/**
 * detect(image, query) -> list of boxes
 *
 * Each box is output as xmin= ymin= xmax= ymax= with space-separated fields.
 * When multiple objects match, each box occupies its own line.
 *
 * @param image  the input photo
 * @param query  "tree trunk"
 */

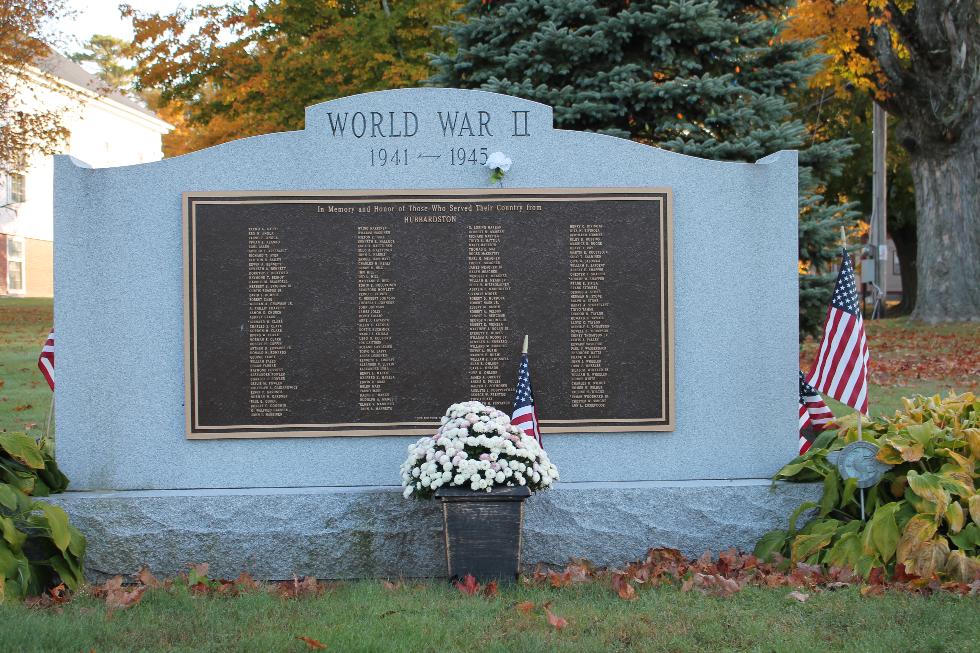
xmin=864 ymin=0 xmax=980 ymax=322
xmin=890 ymin=220 xmax=917 ymax=315
xmin=908 ymin=130 xmax=980 ymax=323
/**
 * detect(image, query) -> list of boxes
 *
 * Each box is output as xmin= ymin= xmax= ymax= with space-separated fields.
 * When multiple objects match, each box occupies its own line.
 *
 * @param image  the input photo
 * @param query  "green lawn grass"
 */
xmin=0 ymin=297 xmax=54 ymax=439
xmin=802 ymin=315 xmax=979 ymax=418
xmin=1 ymin=581 xmax=977 ymax=653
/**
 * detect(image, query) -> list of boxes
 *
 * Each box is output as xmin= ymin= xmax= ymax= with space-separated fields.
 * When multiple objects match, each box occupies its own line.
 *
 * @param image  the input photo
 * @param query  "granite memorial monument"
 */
xmin=51 ymin=88 xmax=819 ymax=579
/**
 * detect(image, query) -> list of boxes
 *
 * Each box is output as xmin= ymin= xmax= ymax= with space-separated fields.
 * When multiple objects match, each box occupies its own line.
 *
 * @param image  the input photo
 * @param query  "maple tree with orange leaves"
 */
xmin=124 ymin=0 xmax=459 ymax=156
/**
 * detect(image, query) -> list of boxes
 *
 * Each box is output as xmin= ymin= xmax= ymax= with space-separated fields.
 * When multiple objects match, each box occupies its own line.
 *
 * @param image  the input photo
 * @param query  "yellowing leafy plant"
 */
xmin=756 ymin=393 xmax=980 ymax=582
xmin=0 ymin=433 xmax=85 ymax=600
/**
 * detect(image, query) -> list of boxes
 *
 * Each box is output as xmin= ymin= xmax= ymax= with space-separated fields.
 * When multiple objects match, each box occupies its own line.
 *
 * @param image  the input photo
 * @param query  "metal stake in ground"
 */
xmin=858 ymin=414 xmax=865 ymax=521
xmin=44 ymin=396 xmax=54 ymax=442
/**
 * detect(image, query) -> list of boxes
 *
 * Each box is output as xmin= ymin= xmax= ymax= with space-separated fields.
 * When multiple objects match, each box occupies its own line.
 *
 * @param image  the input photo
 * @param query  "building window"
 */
xmin=7 ymin=236 xmax=25 ymax=293
xmin=6 ymin=173 xmax=26 ymax=204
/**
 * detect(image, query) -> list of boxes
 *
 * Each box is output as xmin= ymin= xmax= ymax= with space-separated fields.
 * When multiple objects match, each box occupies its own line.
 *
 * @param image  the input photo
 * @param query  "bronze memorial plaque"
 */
xmin=183 ymin=189 xmax=673 ymax=438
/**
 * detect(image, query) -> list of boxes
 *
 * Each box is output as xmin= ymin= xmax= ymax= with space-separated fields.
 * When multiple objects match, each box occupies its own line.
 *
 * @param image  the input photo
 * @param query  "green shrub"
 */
xmin=0 ymin=433 xmax=85 ymax=600
xmin=756 ymin=392 xmax=980 ymax=582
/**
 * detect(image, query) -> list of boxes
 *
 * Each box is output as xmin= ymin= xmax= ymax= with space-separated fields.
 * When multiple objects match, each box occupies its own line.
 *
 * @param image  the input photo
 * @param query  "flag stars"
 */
xmin=830 ymin=254 xmax=860 ymax=316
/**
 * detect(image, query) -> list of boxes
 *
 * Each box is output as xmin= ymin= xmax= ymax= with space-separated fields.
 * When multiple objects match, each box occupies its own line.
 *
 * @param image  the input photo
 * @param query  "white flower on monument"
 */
xmin=485 ymin=151 xmax=512 ymax=183
xmin=486 ymin=151 xmax=512 ymax=172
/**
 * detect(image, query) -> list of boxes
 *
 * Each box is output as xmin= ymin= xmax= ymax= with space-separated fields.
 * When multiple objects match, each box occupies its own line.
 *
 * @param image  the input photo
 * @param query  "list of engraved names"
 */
xmin=357 ymin=226 xmax=396 ymax=412
xmin=568 ymin=224 xmax=609 ymax=409
xmin=467 ymin=224 xmax=511 ymax=407
xmin=246 ymin=226 xmax=292 ymax=418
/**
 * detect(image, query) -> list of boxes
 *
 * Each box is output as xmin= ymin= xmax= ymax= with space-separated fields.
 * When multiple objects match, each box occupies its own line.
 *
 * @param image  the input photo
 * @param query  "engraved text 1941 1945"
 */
xmin=319 ymin=109 xmax=532 ymax=169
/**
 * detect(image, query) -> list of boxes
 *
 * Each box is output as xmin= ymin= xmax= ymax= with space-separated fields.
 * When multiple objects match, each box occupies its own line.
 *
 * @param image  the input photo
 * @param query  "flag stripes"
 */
xmin=512 ymin=352 xmax=542 ymax=446
xmin=806 ymin=250 xmax=869 ymax=415
xmin=511 ymin=405 xmax=537 ymax=438
xmin=798 ymin=370 xmax=834 ymax=455
xmin=798 ymin=403 xmax=814 ymax=455
xmin=38 ymin=328 xmax=55 ymax=391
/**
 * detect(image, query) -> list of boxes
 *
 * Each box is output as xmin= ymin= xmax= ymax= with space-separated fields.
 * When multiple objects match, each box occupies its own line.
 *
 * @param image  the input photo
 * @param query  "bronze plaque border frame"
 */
xmin=183 ymin=188 xmax=674 ymax=439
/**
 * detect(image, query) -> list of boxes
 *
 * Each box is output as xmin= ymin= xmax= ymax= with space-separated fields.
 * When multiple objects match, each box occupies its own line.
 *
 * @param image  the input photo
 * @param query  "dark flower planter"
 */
xmin=435 ymin=485 xmax=532 ymax=582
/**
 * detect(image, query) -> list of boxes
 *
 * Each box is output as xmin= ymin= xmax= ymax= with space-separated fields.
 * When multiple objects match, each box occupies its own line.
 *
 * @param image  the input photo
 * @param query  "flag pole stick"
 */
xmin=858 ymin=412 xmax=866 ymax=521
xmin=522 ymin=334 xmax=528 ymax=355
xmin=841 ymin=226 xmax=866 ymax=521
xmin=44 ymin=395 xmax=54 ymax=443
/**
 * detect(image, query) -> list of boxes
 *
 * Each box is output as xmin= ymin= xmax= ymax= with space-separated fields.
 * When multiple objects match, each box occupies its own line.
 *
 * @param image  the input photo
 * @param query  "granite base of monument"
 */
xmin=49 ymin=481 xmax=820 ymax=581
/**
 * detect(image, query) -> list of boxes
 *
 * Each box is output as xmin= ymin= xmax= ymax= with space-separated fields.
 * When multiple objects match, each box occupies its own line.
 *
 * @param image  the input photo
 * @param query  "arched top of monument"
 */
xmin=53 ymin=87 xmax=797 ymax=185
xmin=301 ymin=87 xmax=793 ymax=169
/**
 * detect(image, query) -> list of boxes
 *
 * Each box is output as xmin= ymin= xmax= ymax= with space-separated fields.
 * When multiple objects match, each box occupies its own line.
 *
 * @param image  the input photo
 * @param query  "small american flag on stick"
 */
xmin=511 ymin=335 xmax=541 ymax=446
xmin=799 ymin=370 xmax=834 ymax=454
xmin=806 ymin=250 xmax=870 ymax=415
xmin=38 ymin=328 xmax=55 ymax=391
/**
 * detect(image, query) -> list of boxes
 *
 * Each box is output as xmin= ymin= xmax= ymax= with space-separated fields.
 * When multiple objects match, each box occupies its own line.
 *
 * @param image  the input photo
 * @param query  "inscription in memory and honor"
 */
xmin=183 ymin=189 xmax=673 ymax=438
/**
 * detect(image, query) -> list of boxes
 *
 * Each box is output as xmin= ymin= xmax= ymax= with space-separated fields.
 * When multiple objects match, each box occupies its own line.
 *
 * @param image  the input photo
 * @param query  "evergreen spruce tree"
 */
xmin=431 ymin=0 xmax=858 ymax=338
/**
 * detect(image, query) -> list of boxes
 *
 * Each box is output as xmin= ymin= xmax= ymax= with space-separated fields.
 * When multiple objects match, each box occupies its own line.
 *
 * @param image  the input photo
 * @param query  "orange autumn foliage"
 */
xmin=125 ymin=1 xmax=460 ymax=157
xmin=782 ymin=0 xmax=904 ymax=98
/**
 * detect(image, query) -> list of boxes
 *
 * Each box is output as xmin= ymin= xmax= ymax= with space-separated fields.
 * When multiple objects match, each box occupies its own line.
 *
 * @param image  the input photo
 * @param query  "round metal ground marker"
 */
xmin=836 ymin=441 xmax=892 ymax=489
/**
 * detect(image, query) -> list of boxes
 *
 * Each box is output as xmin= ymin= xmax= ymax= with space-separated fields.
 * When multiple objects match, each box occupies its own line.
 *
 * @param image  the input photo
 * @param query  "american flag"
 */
xmin=38 ymin=328 xmax=55 ymax=390
xmin=799 ymin=370 xmax=834 ymax=454
xmin=807 ymin=250 xmax=870 ymax=415
xmin=511 ymin=353 xmax=541 ymax=446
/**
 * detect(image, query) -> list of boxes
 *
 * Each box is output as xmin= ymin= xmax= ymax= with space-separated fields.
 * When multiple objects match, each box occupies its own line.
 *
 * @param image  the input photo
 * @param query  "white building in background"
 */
xmin=1 ymin=51 xmax=172 ymax=296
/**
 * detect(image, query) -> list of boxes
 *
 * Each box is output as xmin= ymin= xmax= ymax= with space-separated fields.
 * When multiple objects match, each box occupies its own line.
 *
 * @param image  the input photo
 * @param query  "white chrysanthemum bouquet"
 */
xmin=401 ymin=401 xmax=559 ymax=499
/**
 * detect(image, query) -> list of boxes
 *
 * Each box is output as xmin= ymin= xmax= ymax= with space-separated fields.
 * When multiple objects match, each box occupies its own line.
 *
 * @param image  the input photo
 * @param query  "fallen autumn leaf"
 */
xmin=543 ymin=602 xmax=569 ymax=631
xmin=454 ymin=574 xmax=480 ymax=596
xmin=296 ymin=635 xmax=327 ymax=649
